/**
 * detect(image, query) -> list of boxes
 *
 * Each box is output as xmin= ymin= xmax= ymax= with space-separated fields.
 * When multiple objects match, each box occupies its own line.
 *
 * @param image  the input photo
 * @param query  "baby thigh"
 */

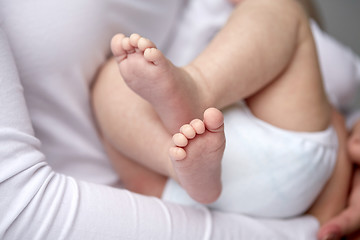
xmin=245 ymin=14 xmax=330 ymax=134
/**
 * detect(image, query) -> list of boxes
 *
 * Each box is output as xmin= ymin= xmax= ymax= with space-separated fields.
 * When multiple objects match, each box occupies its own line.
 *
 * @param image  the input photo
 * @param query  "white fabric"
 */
xmin=163 ymin=102 xmax=337 ymax=218
xmin=0 ymin=0 xmax=322 ymax=239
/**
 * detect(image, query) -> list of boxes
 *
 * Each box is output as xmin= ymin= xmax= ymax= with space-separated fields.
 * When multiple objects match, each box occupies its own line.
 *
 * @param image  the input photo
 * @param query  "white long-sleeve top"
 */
xmin=0 ymin=0 xmax=353 ymax=239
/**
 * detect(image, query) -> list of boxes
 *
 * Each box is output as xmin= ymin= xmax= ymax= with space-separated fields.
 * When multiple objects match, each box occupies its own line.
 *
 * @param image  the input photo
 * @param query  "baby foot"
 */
xmin=111 ymin=33 xmax=202 ymax=133
xmin=169 ymin=108 xmax=225 ymax=204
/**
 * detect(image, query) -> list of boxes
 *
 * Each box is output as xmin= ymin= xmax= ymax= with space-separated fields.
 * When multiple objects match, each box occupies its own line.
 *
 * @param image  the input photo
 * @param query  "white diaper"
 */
xmin=162 ymin=102 xmax=338 ymax=218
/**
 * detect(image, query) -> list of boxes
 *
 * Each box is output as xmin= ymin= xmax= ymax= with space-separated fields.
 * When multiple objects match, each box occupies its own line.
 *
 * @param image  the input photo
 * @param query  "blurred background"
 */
xmin=311 ymin=0 xmax=360 ymax=55
xmin=301 ymin=0 xmax=360 ymax=107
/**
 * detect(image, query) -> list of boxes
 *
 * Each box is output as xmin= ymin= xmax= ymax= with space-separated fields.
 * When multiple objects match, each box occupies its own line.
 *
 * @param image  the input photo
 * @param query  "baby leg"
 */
xmin=102 ymin=137 xmax=167 ymax=198
xmin=113 ymin=0 xmax=331 ymax=134
xmin=93 ymin=59 xmax=225 ymax=203
xmin=92 ymin=58 xmax=176 ymax=179
xmin=190 ymin=0 xmax=331 ymax=132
